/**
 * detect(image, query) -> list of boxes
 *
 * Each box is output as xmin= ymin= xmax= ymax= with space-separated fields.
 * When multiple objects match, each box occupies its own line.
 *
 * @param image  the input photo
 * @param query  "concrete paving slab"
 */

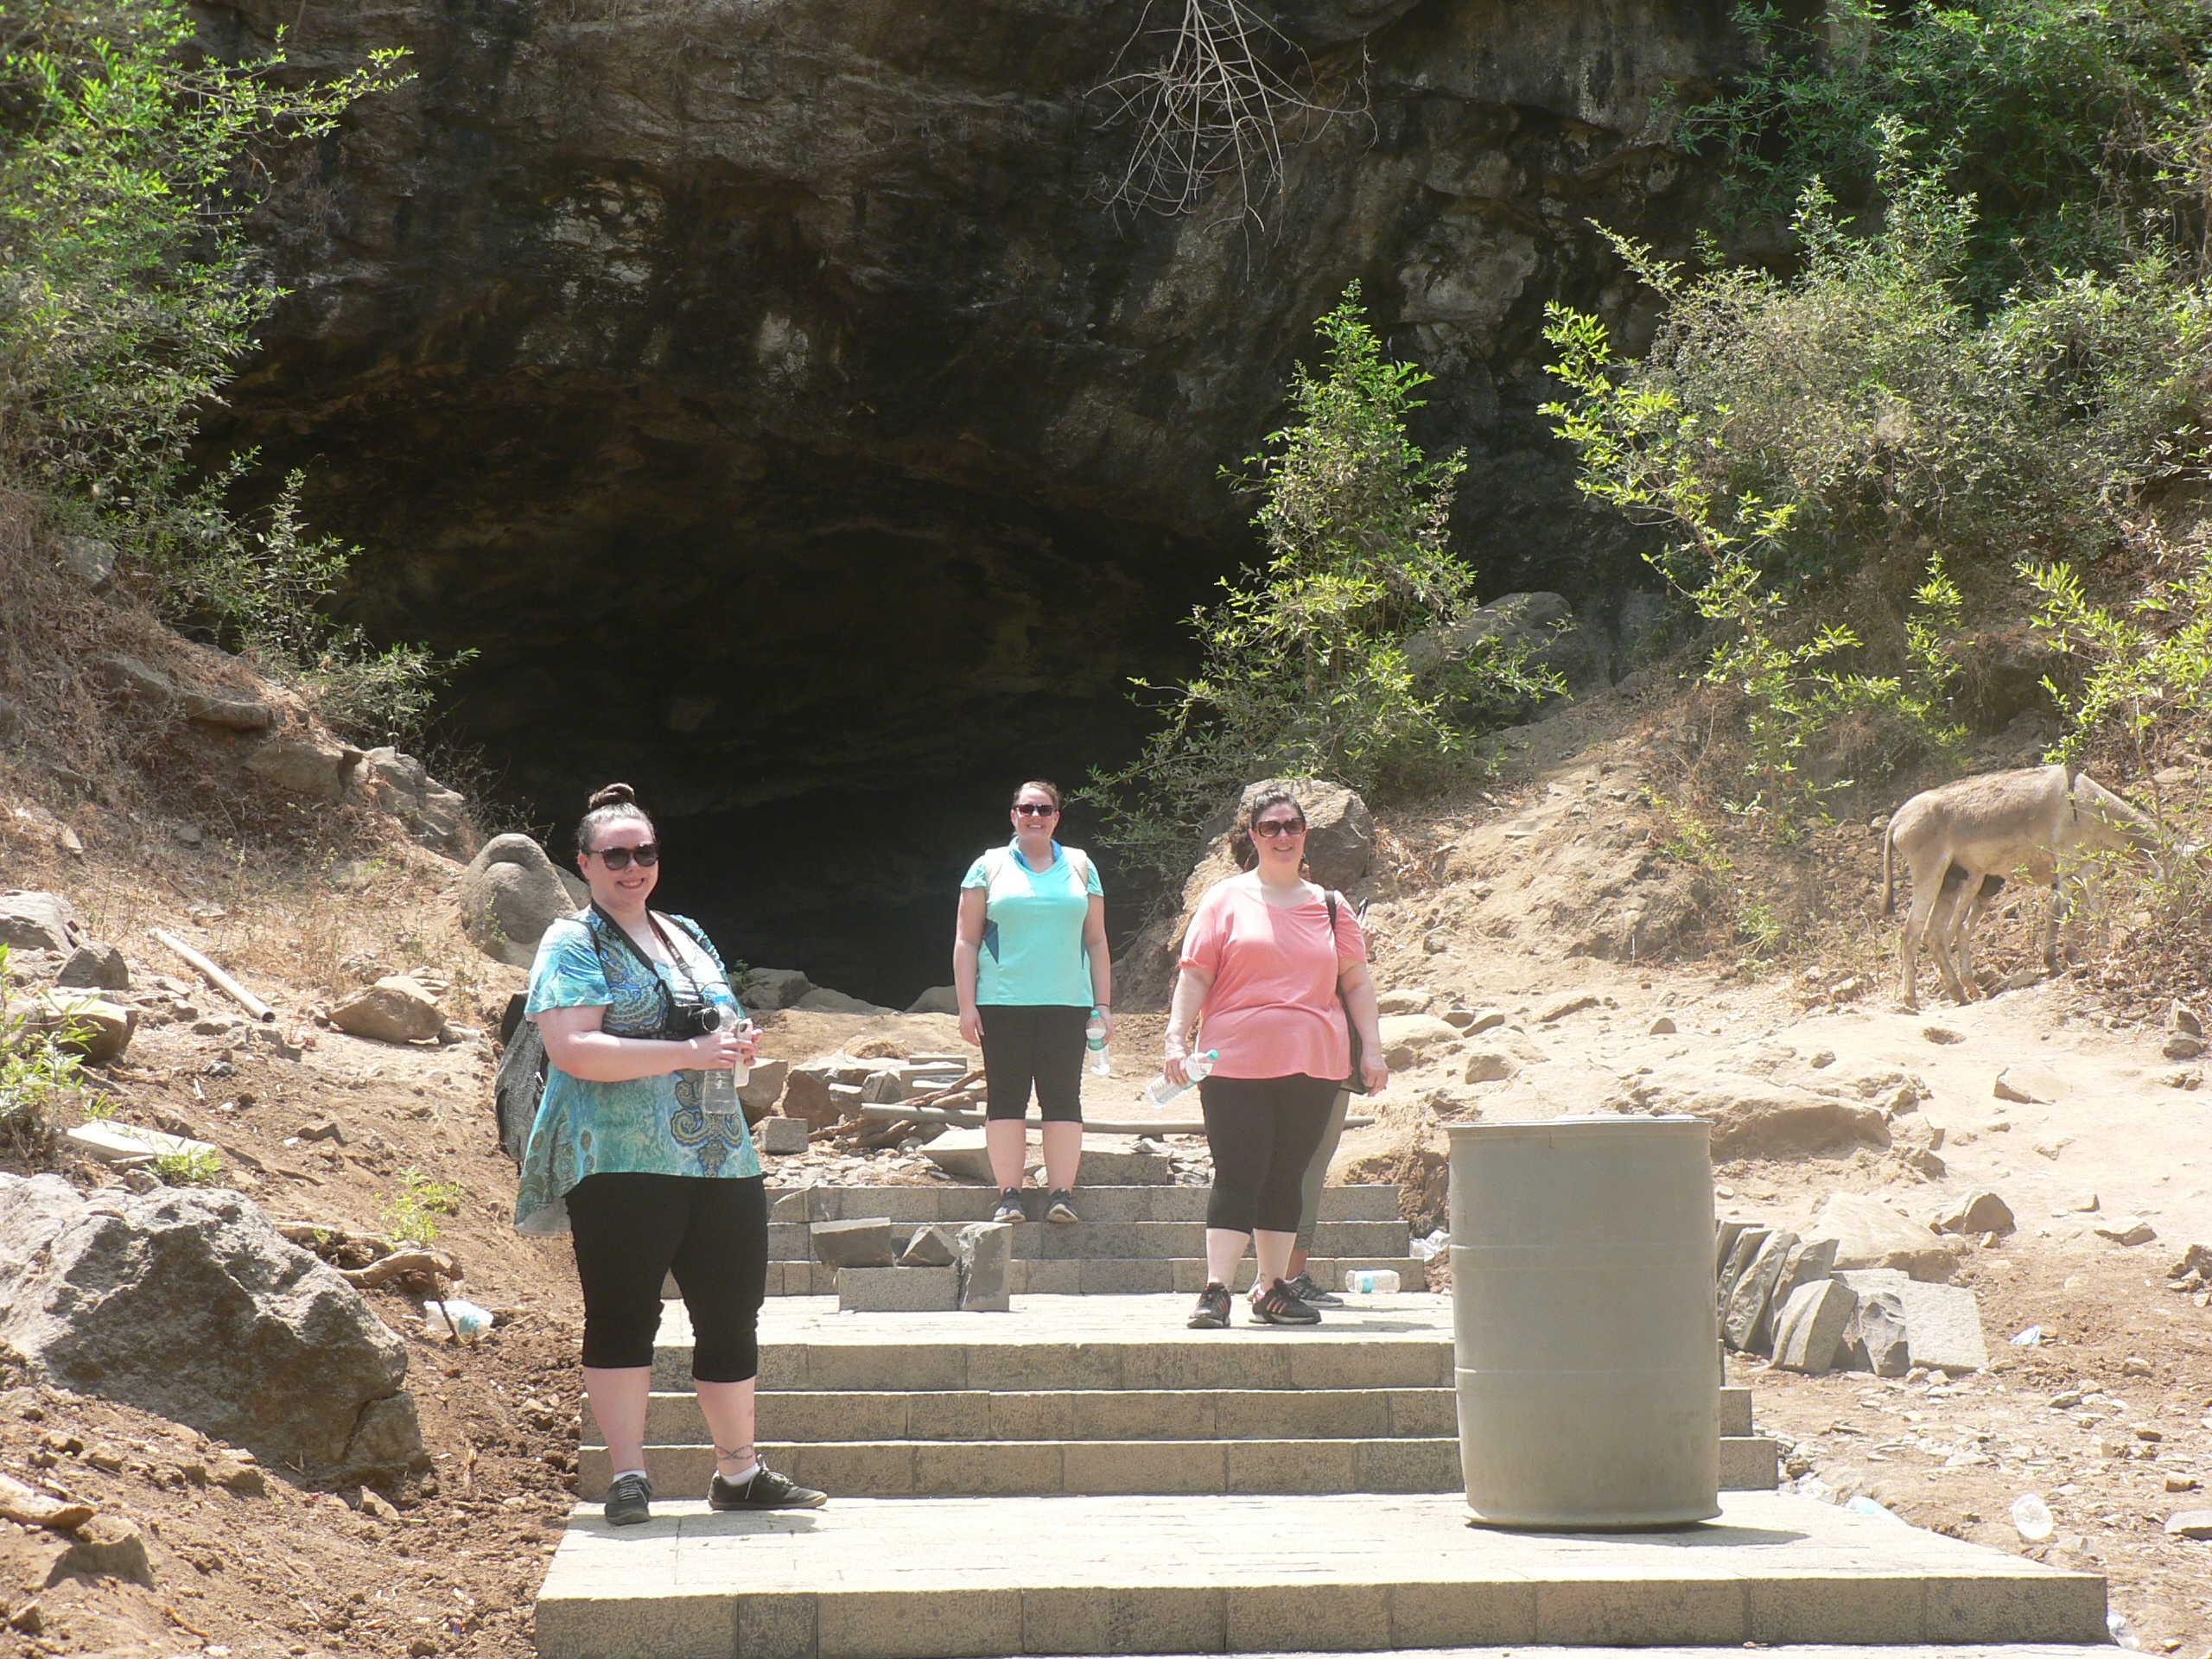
xmin=535 ymin=1491 xmax=2105 ymax=1659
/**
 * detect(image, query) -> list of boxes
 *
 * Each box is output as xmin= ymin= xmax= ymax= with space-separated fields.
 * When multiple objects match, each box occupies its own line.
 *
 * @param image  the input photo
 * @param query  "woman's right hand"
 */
xmin=958 ymin=1007 xmax=985 ymax=1048
xmin=1162 ymin=1046 xmax=1190 ymax=1087
xmin=689 ymin=1030 xmax=747 ymax=1071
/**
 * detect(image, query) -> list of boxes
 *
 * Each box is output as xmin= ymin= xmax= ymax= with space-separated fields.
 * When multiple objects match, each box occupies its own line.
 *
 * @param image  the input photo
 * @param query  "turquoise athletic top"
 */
xmin=962 ymin=838 xmax=1103 ymax=1007
xmin=513 ymin=909 xmax=761 ymax=1236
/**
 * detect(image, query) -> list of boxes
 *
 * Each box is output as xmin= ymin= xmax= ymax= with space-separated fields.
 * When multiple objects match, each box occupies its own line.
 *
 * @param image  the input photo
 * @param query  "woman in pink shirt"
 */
xmin=1164 ymin=786 xmax=1389 ymax=1327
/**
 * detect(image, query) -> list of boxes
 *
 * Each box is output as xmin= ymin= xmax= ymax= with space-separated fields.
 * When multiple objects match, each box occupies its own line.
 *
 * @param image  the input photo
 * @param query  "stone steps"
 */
xmin=532 ymin=1491 xmax=2108 ymax=1659
xmin=770 ymin=1183 xmax=1405 ymax=1224
xmin=770 ymin=1217 xmax=1413 ymax=1260
xmin=765 ymin=1254 xmax=1428 ymax=1297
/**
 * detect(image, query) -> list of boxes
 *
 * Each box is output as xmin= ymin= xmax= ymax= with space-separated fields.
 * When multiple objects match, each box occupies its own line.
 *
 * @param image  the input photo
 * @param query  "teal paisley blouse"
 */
xmin=512 ymin=908 xmax=761 ymax=1236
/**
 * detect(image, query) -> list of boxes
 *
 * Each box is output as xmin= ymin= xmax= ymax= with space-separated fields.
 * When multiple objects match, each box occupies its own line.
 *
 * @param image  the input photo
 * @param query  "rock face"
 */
xmin=202 ymin=0 xmax=1740 ymax=997
xmin=0 ymin=1174 xmax=418 ymax=1476
xmin=457 ymin=835 xmax=582 ymax=969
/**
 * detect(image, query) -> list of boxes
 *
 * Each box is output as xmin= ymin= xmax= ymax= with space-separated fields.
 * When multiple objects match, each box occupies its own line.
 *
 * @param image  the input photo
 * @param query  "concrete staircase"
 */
xmin=757 ymin=1181 xmax=1427 ymax=1296
xmin=582 ymin=1294 xmax=1783 ymax=1502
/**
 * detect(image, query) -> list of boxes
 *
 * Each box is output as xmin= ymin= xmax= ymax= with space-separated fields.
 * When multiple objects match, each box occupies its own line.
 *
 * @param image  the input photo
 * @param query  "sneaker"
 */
xmin=603 ymin=1471 xmax=653 ymax=1526
xmin=1186 ymin=1281 xmax=1232 ymax=1329
xmin=709 ymin=1464 xmax=827 ymax=1510
xmin=1249 ymin=1279 xmax=1322 ymax=1325
xmin=993 ymin=1187 xmax=1026 ymax=1224
xmin=1045 ymin=1188 xmax=1079 ymax=1224
xmin=1282 ymin=1271 xmax=1343 ymax=1306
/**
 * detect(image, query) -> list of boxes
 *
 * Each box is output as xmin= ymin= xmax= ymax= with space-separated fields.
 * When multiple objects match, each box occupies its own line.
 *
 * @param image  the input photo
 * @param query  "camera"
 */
xmin=664 ymin=993 xmax=720 ymax=1040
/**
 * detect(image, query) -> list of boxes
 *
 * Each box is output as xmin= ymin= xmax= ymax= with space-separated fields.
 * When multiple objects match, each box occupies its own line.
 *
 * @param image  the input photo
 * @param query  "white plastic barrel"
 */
xmin=1448 ymin=1116 xmax=1719 ymax=1529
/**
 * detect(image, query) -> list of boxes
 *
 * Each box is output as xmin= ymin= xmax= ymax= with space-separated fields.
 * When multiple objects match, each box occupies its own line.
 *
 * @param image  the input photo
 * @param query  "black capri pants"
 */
xmin=1198 ymin=1072 xmax=1341 ymax=1235
xmin=978 ymin=1003 xmax=1088 ymax=1124
xmin=566 ymin=1171 xmax=767 ymax=1382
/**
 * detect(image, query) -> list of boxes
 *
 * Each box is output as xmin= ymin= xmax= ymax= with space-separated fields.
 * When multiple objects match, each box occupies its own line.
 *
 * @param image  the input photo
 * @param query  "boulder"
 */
xmin=1854 ymin=1289 xmax=1912 ymax=1376
xmin=24 ymin=991 xmax=136 ymax=1065
xmin=900 ymin=1224 xmax=959 ymax=1267
xmin=742 ymin=968 xmax=814 ymax=1010
xmin=1806 ymin=1192 xmax=1960 ymax=1281
xmin=1608 ymin=1070 xmax=1891 ymax=1162
xmin=905 ymin=984 xmax=958 ymax=1015
xmin=0 ymin=1174 xmax=417 ymax=1475
xmin=244 ymin=734 xmax=365 ymax=800
xmin=1936 ymin=1191 xmax=2016 ymax=1236
xmin=779 ymin=1069 xmax=844 ymax=1132
xmin=1771 ymin=1279 xmax=1857 ymax=1376
xmin=738 ymin=1058 xmax=791 ymax=1119
xmin=54 ymin=943 xmax=129 ymax=991
xmin=92 ymin=653 xmax=175 ymax=702
xmin=1218 ymin=778 xmax=1373 ymax=892
xmin=793 ymin=987 xmax=890 ymax=1014
xmin=181 ymin=688 xmax=276 ymax=731
xmin=359 ymin=747 xmax=469 ymax=853
xmin=1377 ymin=1014 xmax=1461 ymax=1069
xmin=55 ymin=535 xmax=118 ymax=590
xmin=457 ymin=834 xmax=577 ymax=969
xmin=329 ymin=976 xmax=445 ymax=1045
xmin=1375 ymin=988 xmax=1433 ymax=1015
xmin=1462 ymin=1048 xmax=1519 ymax=1084
xmin=0 ymin=891 xmax=81 ymax=955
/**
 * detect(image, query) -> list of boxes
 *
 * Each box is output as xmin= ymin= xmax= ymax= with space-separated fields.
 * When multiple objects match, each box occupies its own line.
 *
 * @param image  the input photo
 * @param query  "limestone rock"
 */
xmin=1717 ymin=1227 xmax=1771 ymax=1308
xmin=1647 ymin=1014 xmax=1676 ymax=1035
xmin=244 ymin=734 xmax=365 ymax=800
xmin=1936 ymin=1191 xmax=2016 ymax=1236
xmin=793 ymin=987 xmax=889 ymax=1014
xmin=1376 ymin=988 xmax=1433 ymax=1016
xmin=1993 ymin=1065 xmax=2065 ymax=1104
xmin=1462 ymin=1048 xmax=1518 ymax=1084
xmin=2165 ymin=1510 xmax=2212 ymax=1539
xmin=904 ymin=983 xmax=957 ymax=1015
xmin=1894 ymin=1281 xmax=1989 ymax=1375
xmin=457 ymin=835 xmax=576 ymax=969
xmin=359 ymin=747 xmax=469 ymax=853
xmin=1776 ymin=1236 xmax=1840 ymax=1305
xmin=0 ymin=891 xmax=81 ymax=955
xmin=956 ymin=1221 xmax=1013 ymax=1312
xmin=2094 ymin=1215 xmax=2158 ymax=1247
xmin=92 ymin=653 xmax=174 ymax=702
xmin=1377 ymin=1014 xmax=1461 ymax=1069
xmin=1722 ymin=1229 xmax=1797 ymax=1353
xmin=742 ymin=968 xmax=814 ymax=1010
xmin=739 ymin=1058 xmax=791 ymax=1119
xmin=0 ymin=1173 xmax=416 ymax=1474
xmin=329 ymin=976 xmax=444 ymax=1045
xmin=54 ymin=943 xmax=129 ymax=991
xmin=1535 ymin=991 xmax=1599 ymax=1023
xmin=22 ymin=991 xmax=136 ymax=1065
xmin=1855 ymin=1289 xmax=1911 ymax=1376
xmin=779 ymin=1069 xmax=842 ymax=1132
xmin=1224 ymin=779 xmax=1372 ymax=891
xmin=1609 ymin=1070 xmax=1891 ymax=1161
xmin=811 ymin=1217 xmax=894 ymax=1268
xmin=55 ymin=536 xmax=117 ymax=591
xmin=1770 ymin=1279 xmax=1857 ymax=1376
xmin=1806 ymin=1192 xmax=1960 ymax=1282
xmin=181 ymin=688 xmax=276 ymax=731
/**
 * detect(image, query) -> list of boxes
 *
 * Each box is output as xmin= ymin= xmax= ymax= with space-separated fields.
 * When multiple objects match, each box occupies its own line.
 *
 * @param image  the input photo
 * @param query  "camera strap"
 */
xmin=588 ymin=903 xmax=712 ymax=1016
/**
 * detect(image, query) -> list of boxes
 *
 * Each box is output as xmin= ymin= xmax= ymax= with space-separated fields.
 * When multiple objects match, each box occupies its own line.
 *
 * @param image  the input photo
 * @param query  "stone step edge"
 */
xmin=586 ymin=1385 xmax=1754 ymax=1441
xmin=751 ymin=1255 xmax=1429 ymax=1298
xmin=574 ymin=1435 xmax=1782 ymax=1501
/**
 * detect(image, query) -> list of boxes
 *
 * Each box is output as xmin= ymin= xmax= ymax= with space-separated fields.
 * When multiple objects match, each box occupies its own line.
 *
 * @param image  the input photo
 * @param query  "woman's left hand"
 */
xmin=1099 ymin=1009 xmax=1116 ymax=1045
xmin=1360 ymin=1054 xmax=1389 ymax=1095
xmin=734 ymin=1020 xmax=760 ymax=1065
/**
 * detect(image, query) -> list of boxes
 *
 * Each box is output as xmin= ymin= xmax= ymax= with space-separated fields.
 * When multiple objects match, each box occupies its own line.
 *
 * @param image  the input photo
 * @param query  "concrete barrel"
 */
xmin=1448 ymin=1116 xmax=1719 ymax=1529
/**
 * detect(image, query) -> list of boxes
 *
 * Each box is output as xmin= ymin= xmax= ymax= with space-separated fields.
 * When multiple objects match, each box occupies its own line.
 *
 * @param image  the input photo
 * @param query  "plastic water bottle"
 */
xmin=1342 ymin=1268 xmax=1402 ymax=1294
xmin=1086 ymin=1011 xmax=1111 ymax=1076
xmin=1142 ymin=1049 xmax=1217 ymax=1107
xmin=702 ymin=1007 xmax=750 ymax=1117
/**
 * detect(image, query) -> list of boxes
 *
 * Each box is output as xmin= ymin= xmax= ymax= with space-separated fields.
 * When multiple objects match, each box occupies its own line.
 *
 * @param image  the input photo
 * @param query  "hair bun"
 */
xmin=588 ymin=782 xmax=637 ymax=810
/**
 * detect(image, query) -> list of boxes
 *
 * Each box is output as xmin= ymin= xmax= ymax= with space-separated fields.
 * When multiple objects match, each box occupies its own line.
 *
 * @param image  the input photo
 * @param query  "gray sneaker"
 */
xmin=603 ymin=1471 xmax=653 ymax=1526
xmin=1283 ymin=1271 xmax=1343 ymax=1306
xmin=993 ymin=1187 xmax=1027 ymax=1224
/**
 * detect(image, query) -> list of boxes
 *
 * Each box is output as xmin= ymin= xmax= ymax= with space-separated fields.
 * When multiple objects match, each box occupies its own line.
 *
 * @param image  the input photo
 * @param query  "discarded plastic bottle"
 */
xmin=1086 ymin=1011 xmax=1111 ymax=1077
xmin=1342 ymin=1268 xmax=1401 ymax=1294
xmin=1142 ymin=1049 xmax=1217 ymax=1108
xmin=2011 ymin=1492 xmax=2055 ymax=1542
xmin=702 ymin=1007 xmax=751 ymax=1116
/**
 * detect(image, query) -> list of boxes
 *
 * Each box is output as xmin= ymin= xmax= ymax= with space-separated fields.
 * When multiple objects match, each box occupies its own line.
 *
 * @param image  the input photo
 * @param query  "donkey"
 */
xmin=1881 ymin=764 xmax=2170 ymax=1008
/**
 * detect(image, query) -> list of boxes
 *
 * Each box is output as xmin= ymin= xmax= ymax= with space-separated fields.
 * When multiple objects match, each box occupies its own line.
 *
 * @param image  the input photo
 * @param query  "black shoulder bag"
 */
xmin=1323 ymin=891 xmax=1369 ymax=1096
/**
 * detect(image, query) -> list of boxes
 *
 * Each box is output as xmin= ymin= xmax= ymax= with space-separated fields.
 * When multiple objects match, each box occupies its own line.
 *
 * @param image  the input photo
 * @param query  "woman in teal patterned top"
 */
xmin=519 ymin=783 xmax=825 ymax=1526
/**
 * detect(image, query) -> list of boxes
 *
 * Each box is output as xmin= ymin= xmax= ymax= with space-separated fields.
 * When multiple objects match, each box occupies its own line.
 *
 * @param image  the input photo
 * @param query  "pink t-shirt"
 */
xmin=1178 ymin=873 xmax=1367 ymax=1081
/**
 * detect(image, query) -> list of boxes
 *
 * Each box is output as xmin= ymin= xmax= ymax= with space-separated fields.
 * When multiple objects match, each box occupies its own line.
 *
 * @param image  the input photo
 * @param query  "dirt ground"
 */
xmin=4 ymin=672 xmax=2212 ymax=1658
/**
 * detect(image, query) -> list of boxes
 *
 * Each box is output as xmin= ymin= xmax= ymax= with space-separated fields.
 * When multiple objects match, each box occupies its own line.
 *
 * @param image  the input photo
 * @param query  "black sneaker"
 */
xmin=1186 ymin=1281 xmax=1232 ymax=1329
xmin=603 ymin=1471 xmax=653 ymax=1526
xmin=1283 ymin=1271 xmax=1343 ymax=1306
xmin=993 ymin=1187 xmax=1026 ymax=1224
xmin=709 ymin=1464 xmax=827 ymax=1510
xmin=1045 ymin=1188 xmax=1079 ymax=1224
xmin=1249 ymin=1279 xmax=1322 ymax=1325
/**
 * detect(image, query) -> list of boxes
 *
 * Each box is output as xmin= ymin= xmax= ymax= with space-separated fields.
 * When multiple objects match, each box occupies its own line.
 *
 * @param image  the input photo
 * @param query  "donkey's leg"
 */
xmin=1925 ymin=864 xmax=1974 ymax=1005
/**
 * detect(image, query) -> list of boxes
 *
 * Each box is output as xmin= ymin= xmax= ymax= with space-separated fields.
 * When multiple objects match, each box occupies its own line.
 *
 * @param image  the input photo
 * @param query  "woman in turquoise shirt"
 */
xmin=519 ymin=783 xmax=826 ymax=1527
xmin=953 ymin=780 xmax=1113 ymax=1225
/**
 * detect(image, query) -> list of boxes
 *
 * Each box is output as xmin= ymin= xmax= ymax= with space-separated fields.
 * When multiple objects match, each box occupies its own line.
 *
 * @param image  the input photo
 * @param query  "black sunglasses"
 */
xmin=1251 ymin=819 xmax=1306 ymax=838
xmin=590 ymin=842 xmax=660 ymax=870
xmin=1014 ymin=803 xmax=1059 ymax=817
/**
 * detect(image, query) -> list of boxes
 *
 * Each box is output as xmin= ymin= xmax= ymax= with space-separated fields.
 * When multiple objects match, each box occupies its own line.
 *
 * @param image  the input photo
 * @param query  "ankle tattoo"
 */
xmin=716 ymin=1443 xmax=753 ymax=1465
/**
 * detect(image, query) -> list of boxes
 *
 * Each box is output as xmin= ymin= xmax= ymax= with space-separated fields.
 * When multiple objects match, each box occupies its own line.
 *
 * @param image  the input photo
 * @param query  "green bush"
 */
xmin=1085 ymin=286 xmax=1554 ymax=885
xmin=381 ymin=1166 xmax=466 ymax=1246
xmin=0 ymin=944 xmax=97 ymax=1164
xmin=0 ymin=2 xmax=451 ymax=742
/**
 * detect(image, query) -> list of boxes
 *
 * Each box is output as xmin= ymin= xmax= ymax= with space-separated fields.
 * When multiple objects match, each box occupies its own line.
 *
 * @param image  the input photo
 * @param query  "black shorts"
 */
xmin=978 ymin=1003 xmax=1088 ymax=1124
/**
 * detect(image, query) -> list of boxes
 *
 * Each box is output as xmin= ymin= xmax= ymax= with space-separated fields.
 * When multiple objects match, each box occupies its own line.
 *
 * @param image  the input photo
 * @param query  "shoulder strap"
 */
xmin=982 ymin=846 xmax=1009 ymax=881
xmin=1066 ymin=847 xmax=1095 ymax=889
